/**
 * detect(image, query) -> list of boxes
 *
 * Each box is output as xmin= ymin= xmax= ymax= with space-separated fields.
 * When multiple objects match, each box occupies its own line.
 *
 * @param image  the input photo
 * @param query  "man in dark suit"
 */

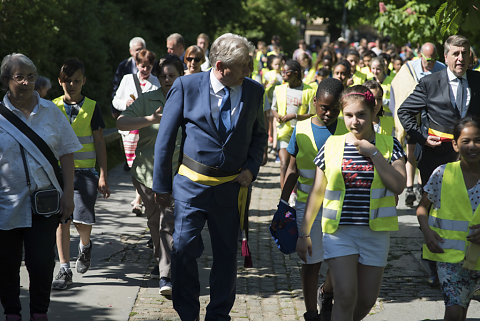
xmin=111 ymin=37 xmax=145 ymax=118
xmin=153 ymin=33 xmax=267 ymax=321
xmin=398 ymin=35 xmax=480 ymax=186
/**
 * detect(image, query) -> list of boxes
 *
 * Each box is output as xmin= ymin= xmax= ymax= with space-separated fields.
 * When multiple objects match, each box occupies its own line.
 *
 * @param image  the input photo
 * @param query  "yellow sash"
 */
xmin=178 ymin=164 xmax=249 ymax=230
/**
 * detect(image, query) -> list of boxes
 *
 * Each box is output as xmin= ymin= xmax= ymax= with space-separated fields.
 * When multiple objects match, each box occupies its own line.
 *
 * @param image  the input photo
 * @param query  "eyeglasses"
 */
xmin=186 ymin=57 xmax=202 ymax=63
xmin=421 ymin=52 xmax=436 ymax=62
xmin=11 ymin=73 xmax=37 ymax=84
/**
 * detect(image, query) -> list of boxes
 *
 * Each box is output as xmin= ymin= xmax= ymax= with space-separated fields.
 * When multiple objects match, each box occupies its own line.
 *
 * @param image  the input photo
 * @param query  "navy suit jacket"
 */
xmin=152 ymin=71 xmax=267 ymax=206
xmin=398 ymin=69 xmax=480 ymax=145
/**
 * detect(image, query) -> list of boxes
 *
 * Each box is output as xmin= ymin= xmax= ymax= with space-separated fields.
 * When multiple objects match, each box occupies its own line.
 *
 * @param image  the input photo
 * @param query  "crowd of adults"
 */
xmin=1 ymin=29 xmax=480 ymax=321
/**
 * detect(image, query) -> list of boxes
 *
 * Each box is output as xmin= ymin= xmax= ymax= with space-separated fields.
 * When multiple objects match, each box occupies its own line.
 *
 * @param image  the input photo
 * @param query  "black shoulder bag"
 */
xmin=0 ymin=102 xmax=62 ymax=215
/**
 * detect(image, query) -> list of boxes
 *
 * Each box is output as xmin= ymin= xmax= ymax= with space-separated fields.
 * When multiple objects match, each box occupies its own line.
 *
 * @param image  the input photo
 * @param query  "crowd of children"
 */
xmin=3 ymin=32 xmax=480 ymax=321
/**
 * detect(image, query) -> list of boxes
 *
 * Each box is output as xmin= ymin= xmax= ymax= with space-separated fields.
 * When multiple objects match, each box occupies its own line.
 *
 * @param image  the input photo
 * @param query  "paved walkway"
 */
xmin=15 ymin=156 xmax=480 ymax=320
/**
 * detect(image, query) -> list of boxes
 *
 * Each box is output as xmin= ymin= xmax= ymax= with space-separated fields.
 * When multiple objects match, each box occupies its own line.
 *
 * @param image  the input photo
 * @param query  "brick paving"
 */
xmin=128 ymin=157 xmax=447 ymax=321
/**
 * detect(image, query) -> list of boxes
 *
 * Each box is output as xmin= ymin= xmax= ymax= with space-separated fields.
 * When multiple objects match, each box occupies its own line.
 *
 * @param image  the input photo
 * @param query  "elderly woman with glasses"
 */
xmin=184 ymin=45 xmax=206 ymax=75
xmin=0 ymin=53 xmax=80 ymax=321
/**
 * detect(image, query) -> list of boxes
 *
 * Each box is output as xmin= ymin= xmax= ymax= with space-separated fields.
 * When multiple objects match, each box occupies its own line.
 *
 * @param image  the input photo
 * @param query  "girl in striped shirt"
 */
xmin=297 ymin=85 xmax=406 ymax=320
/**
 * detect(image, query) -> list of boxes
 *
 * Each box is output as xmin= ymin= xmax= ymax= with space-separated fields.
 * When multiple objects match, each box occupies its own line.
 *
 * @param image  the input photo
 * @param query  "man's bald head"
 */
xmin=420 ymin=42 xmax=437 ymax=72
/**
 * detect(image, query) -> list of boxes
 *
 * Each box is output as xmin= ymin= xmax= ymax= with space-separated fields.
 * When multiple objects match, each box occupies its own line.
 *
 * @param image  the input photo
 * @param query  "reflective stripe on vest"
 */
xmin=295 ymin=119 xmax=348 ymax=203
xmin=275 ymin=84 xmax=315 ymax=142
xmin=52 ymin=96 xmax=96 ymax=168
xmin=321 ymin=133 xmax=397 ymax=234
xmin=423 ymin=161 xmax=480 ymax=269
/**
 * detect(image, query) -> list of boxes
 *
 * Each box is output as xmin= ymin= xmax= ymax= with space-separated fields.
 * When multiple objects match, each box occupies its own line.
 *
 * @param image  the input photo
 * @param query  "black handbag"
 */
xmin=19 ymin=145 xmax=61 ymax=216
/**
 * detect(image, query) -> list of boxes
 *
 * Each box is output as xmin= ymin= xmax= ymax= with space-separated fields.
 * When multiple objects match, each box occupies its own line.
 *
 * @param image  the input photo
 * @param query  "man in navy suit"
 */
xmin=153 ymin=33 xmax=267 ymax=321
xmin=398 ymin=35 xmax=480 ymax=185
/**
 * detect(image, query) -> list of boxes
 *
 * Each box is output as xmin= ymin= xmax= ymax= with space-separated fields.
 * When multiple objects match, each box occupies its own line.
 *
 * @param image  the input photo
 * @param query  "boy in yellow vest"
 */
xmin=52 ymin=58 xmax=110 ymax=290
xmin=280 ymin=78 xmax=346 ymax=321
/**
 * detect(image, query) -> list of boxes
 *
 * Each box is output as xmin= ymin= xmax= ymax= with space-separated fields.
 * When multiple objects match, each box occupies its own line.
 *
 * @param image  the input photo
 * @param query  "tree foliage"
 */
xmin=0 ymin=0 xmax=301 ymax=127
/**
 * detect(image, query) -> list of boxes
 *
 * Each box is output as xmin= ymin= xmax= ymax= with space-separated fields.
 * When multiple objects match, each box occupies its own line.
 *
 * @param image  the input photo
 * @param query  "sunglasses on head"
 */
xmin=186 ymin=57 xmax=202 ymax=63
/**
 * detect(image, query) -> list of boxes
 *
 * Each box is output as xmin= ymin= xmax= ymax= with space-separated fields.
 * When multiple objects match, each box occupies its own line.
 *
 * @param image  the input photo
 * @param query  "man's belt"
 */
xmin=178 ymin=154 xmax=248 ymax=230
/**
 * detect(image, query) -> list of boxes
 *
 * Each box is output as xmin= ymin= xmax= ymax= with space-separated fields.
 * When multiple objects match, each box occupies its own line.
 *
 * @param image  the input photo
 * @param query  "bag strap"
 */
xmin=132 ymin=73 xmax=143 ymax=98
xmin=0 ymin=102 xmax=63 ymax=187
xmin=19 ymin=145 xmax=31 ymax=188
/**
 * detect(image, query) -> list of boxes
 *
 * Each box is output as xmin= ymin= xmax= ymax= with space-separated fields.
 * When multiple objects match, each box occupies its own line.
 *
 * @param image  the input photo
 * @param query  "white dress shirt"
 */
xmin=447 ymin=67 xmax=470 ymax=117
xmin=209 ymin=70 xmax=242 ymax=130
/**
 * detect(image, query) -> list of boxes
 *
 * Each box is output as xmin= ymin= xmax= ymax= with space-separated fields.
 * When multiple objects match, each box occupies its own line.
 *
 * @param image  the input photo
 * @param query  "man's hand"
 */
xmin=234 ymin=169 xmax=253 ymax=187
xmin=425 ymin=135 xmax=442 ymax=148
xmin=155 ymin=192 xmax=173 ymax=207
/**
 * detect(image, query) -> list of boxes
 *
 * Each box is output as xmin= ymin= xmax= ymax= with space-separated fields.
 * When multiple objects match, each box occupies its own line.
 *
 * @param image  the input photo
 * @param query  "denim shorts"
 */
xmin=72 ymin=169 xmax=99 ymax=225
xmin=437 ymin=261 xmax=480 ymax=308
xmin=323 ymin=225 xmax=390 ymax=267
xmin=295 ymin=201 xmax=323 ymax=264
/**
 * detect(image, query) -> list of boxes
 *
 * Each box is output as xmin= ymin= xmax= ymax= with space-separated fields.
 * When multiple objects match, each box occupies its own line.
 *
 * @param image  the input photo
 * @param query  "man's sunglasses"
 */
xmin=421 ymin=52 xmax=437 ymax=62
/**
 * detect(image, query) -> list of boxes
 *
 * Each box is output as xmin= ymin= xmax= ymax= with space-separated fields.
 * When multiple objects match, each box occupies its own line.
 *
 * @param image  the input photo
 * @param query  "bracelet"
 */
xmin=371 ymin=150 xmax=379 ymax=158
xmin=298 ymin=234 xmax=310 ymax=238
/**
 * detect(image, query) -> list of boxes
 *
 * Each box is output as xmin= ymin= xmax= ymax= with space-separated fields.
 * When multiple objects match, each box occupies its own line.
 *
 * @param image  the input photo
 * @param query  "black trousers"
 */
xmin=0 ymin=213 xmax=59 ymax=316
xmin=418 ymin=142 xmax=458 ymax=187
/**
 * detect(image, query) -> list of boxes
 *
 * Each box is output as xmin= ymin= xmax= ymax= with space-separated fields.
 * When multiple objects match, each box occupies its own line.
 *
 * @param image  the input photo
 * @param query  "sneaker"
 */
xmin=76 ymin=242 xmax=92 ymax=274
xmin=150 ymin=265 xmax=160 ymax=279
xmin=159 ymin=277 xmax=172 ymax=296
xmin=30 ymin=313 xmax=48 ymax=321
xmin=52 ymin=268 xmax=73 ymax=290
xmin=405 ymin=187 xmax=416 ymax=207
xmin=6 ymin=314 xmax=21 ymax=321
xmin=288 ymin=192 xmax=297 ymax=207
xmin=318 ymin=283 xmax=333 ymax=321
xmin=414 ymin=184 xmax=423 ymax=201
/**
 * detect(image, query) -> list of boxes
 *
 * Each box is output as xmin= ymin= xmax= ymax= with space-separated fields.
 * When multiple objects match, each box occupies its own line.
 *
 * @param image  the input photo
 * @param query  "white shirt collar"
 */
xmin=3 ymin=91 xmax=42 ymax=115
xmin=446 ymin=67 xmax=467 ymax=82
xmin=210 ymin=69 xmax=225 ymax=94
xmin=209 ymin=69 xmax=242 ymax=94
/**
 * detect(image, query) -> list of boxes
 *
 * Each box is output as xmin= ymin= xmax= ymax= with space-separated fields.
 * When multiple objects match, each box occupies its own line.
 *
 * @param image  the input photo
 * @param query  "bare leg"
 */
xmin=327 ymin=255 xmax=359 ymax=321
xmin=279 ymin=147 xmax=290 ymax=189
xmin=56 ymin=221 xmax=71 ymax=264
xmin=444 ymin=305 xmax=466 ymax=321
xmin=353 ymin=264 xmax=384 ymax=321
xmin=302 ymin=262 xmax=322 ymax=313
xmin=405 ymin=143 xmax=416 ymax=188
xmin=75 ymin=223 xmax=92 ymax=246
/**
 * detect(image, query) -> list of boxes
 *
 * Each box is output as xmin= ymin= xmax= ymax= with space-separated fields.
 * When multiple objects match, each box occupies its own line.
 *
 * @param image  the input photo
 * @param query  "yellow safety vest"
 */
xmin=351 ymin=70 xmax=367 ymax=86
xmin=53 ymin=96 xmax=96 ymax=168
xmin=423 ymin=161 xmax=480 ymax=270
xmin=321 ymin=133 xmax=397 ymax=233
xmin=295 ymin=118 xmax=348 ymax=203
xmin=303 ymin=68 xmax=317 ymax=85
xmin=376 ymin=116 xmax=395 ymax=136
xmin=275 ymin=83 xmax=316 ymax=142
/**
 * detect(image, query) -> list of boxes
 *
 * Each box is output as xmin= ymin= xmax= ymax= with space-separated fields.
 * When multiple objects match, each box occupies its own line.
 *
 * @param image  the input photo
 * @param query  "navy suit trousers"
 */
xmin=171 ymin=197 xmax=240 ymax=321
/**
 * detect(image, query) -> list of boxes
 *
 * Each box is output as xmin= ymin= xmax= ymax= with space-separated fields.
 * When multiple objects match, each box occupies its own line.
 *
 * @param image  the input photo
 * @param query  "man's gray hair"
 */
xmin=209 ymin=33 xmax=254 ymax=69
xmin=0 ymin=53 xmax=37 ymax=88
xmin=129 ymin=37 xmax=146 ymax=49
xmin=167 ymin=33 xmax=185 ymax=47
xmin=444 ymin=35 xmax=470 ymax=55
